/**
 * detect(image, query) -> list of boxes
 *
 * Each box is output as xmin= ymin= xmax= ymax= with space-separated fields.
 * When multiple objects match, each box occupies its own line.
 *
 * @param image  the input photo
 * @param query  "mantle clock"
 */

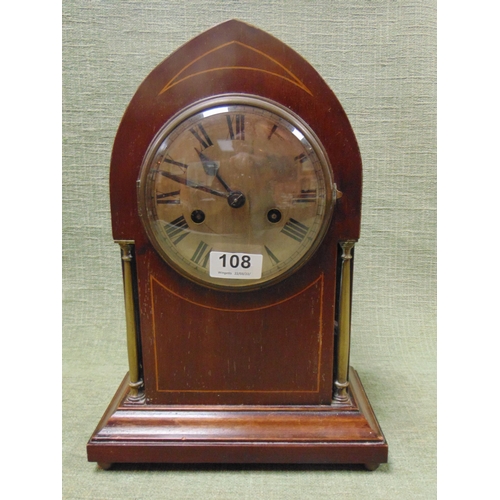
xmin=87 ymin=20 xmax=388 ymax=470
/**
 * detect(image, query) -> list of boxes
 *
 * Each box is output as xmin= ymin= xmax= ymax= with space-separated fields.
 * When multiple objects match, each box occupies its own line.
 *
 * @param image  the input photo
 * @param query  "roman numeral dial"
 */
xmin=138 ymin=97 xmax=333 ymax=290
xmin=265 ymin=246 xmax=280 ymax=265
xmin=163 ymin=157 xmax=188 ymax=170
xmin=295 ymin=153 xmax=308 ymax=164
xmin=281 ymin=218 xmax=310 ymax=243
xmin=191 ymin=241 xmax=211 ymax=268
xmin=165 ymin=215 xmax=189 ymax=245
xmin=293 ymin=189 xmax=317 ymax=204
xmin=267 ymin=124 xmax=278 ymax=140
xmin=190 ymin=124 xmax=213 ymax=150
xmin=156 ymin=190 xmax=180 ymax=204
xmin=226 ymin=114 xmax=245 ymax=140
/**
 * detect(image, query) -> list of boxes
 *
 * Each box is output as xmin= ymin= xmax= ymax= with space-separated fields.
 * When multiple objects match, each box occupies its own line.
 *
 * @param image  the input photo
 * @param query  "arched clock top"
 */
xmin=110 ymin=19 xmax=361 ymax=244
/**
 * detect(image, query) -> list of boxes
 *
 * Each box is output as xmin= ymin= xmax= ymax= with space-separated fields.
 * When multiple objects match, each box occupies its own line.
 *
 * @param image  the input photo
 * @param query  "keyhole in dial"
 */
xmin=267 ymin=209 xmax=282 ymax=223
xmin=191 ymin=210 xmax=206 ymax=224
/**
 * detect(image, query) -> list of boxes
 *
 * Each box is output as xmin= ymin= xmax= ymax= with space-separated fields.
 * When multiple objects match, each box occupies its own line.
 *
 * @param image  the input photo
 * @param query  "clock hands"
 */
xmin=159 ymin=168 xmax=246 ymax=208
xmin=159 ymin=150 xmax=247 ymax=209
xmin=159 ymin=170 xmax=228 ymax=198
xmin=195 ymin=148 xmax=233 ymax=195
xmin=196 ymin=148 xmax=219 ymax=176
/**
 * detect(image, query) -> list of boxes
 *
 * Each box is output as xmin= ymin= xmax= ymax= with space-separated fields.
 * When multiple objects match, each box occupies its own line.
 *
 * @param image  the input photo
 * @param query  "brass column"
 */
xmin=117 ymin=241 xmax=145 ymax=404
xmin=334 ymin=240 xmax=355 ymax=404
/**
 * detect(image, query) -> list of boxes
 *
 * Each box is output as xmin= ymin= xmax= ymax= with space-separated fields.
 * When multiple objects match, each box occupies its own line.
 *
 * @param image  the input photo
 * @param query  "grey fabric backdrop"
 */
xmin=62 ymin=1 xmax=436 ymax=498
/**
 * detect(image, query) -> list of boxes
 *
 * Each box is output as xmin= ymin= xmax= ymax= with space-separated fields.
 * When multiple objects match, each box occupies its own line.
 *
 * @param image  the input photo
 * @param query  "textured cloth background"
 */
xmin=62 ymin=1 xmax=436 ymax=498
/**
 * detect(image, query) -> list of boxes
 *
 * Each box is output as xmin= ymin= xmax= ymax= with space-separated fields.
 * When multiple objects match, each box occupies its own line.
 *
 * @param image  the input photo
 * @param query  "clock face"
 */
xmin=138 ymin=95 xmax=334 ymax=290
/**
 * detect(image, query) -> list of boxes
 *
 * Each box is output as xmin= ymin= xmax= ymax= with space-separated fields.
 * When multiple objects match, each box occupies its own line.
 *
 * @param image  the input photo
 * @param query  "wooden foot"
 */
xmin=364 ymin=462 xmax=380 ymax=471
xmin=97 ymin=462 xmax=113 ymax=470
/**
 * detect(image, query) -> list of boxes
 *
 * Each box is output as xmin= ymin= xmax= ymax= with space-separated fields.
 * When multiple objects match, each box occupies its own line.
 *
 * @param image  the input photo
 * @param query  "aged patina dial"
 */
xmin=138 ymin=95 xmax=335 ymax=290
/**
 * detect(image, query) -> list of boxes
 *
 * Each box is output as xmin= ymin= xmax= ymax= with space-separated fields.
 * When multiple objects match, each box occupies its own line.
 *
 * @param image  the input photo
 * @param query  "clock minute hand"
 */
xmin=195 ymin=148 xmax=232 ymax=193
xmin=159 ymin=170 xmax=228 ymax=198
xmin=196 ymin=148 xmax=219 ymax=175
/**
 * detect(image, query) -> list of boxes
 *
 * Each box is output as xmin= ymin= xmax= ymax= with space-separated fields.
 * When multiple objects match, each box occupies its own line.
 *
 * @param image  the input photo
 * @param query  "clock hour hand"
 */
xmin=159 ymin=170 xmax=228 ymax=198
xmin=195 ymin=148 xmax=232 ymax=193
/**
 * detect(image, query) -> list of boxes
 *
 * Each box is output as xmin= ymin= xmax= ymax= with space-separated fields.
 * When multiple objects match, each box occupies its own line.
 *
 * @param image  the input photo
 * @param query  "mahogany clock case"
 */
xmin=87 ymin=19 xmax=388 ymax=468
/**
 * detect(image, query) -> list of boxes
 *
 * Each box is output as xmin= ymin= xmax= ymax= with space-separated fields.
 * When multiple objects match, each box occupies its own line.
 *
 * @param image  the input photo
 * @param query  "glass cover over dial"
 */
xmin=138 ymin=96 xmax=334 ymax=291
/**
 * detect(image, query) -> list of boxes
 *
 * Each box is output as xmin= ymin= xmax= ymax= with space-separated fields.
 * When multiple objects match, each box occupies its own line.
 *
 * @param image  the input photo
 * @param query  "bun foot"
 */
xmin=98 ymin=462 xmax=113 ymax=470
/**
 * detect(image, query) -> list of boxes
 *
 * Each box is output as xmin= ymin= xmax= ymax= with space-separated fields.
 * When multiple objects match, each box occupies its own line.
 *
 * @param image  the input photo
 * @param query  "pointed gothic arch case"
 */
xmin=87 ymin=19 xmax=387 ymax=469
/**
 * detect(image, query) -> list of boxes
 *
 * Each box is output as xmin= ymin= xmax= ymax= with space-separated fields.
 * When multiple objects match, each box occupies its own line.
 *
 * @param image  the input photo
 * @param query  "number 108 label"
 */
xmin=209 ymin=251 xmax=263 ymax=280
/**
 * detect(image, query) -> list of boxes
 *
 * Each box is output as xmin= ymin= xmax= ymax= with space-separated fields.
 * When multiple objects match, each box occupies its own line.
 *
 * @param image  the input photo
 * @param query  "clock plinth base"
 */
xmin=87 ymin=368 xmax=387 ymax=467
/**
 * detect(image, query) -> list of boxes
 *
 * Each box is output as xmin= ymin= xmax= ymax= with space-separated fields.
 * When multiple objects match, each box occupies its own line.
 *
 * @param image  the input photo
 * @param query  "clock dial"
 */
xmin=138 ymin=96 xmax=334 ymax=290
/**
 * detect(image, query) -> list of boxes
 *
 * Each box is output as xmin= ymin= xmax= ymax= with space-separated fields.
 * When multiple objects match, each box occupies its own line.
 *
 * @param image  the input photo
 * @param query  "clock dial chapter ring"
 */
xmin=138 ymin=95 xmax=334 ymax=291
